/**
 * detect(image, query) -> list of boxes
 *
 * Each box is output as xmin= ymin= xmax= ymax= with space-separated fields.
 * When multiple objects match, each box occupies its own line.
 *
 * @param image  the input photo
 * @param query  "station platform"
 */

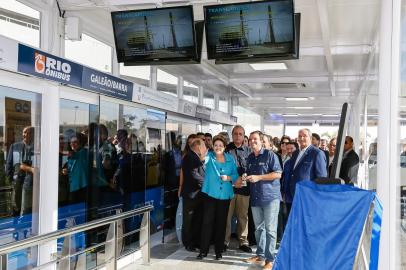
xmin=125 ymin=237 xmax=259 ymax=270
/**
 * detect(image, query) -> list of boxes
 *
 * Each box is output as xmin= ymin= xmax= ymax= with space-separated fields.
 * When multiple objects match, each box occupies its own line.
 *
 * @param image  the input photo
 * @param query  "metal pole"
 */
xmin=0 ymin=254 xmax=6 ymax=270
xmin=114 ymin=221 xmax=118 ymax=270
xmin=147 ymin=211 xmax=151 ymax=265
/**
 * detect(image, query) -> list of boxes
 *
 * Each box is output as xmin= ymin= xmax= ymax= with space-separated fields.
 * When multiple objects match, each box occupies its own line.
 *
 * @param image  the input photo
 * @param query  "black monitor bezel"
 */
xmin=111 ymin=5 xmax=198 ymax=65
xmin=203 ymin=0 xmax=295 ymax=62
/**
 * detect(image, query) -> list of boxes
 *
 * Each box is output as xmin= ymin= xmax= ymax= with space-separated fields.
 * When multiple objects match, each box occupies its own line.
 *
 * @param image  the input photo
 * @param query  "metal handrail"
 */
xmin=0 ymin=205 xmax=153 ymax=255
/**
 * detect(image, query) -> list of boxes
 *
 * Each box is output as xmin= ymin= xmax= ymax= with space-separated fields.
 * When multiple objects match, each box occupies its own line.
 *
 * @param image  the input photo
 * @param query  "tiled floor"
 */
xmin=122 ymin=239 xmax=262 ymax=270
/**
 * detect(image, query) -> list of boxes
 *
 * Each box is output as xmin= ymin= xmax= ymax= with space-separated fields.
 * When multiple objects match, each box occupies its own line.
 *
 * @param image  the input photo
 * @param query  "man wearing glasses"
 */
xmin=339 ymin=136 xmax=360 ymax=185
xmin=279 ymin=137 xmax=291 ymax=167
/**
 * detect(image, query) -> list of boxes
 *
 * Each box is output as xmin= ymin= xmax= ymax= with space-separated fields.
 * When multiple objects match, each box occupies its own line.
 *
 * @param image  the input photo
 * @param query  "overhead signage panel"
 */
xmin=195 ymin=105 xmax=211 ymax=120
xmin=141 ymin=86 xmax=178 ymax=112
xmin=17 ymin=43 xmax=134 ymax=101
xmin=82 ymin=67 xmax=133 ymax=100
xmin=18 ymin=44 xmax=83 ymax=87
xmin=178 ymin=100 xmax=197 ymax=117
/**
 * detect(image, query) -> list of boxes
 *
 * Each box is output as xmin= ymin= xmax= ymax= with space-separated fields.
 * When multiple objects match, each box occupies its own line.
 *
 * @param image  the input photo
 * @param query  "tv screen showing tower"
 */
xmin=204 ymin=0 xmax=294 ymax=60
xmin=112 ymin=6 xmax=196 ymax=63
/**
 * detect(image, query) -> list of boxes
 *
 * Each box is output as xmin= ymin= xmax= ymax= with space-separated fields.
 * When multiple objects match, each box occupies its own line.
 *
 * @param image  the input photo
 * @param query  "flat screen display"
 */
xmin=111 ymin=6 xmax=198 ymax=64
xmin=204 ymin=0 xmax=295 ymax=62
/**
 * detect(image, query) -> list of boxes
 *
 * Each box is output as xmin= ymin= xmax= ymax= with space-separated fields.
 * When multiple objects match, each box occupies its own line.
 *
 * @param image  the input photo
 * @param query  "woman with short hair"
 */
xmin=197 ymin=135 xmax=239 ymax=260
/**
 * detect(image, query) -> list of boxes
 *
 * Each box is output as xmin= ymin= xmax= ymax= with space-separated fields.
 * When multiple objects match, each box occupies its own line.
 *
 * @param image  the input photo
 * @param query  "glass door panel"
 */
xmin=0 ymin=85 xmax=42 ymax=270
xmin=145 ymin=109 xmax=165 ymax=235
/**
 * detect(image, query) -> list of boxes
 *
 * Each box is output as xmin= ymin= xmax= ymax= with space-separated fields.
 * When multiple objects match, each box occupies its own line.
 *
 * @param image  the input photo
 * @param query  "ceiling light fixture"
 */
xmin=290 ymin=107 xmax=314 ymax=110
xmin=249 ymin=62 xmax=287 ymax=70
xmin=285 ymin=97 xmax=309 ymax=101
xmin=282 ymin=114 xmax=299 ymax=117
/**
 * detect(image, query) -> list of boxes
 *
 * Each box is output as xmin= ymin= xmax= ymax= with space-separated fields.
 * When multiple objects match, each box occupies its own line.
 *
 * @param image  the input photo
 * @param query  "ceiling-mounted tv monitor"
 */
xmin=111 ymin=5 xmax=199 ymax=65
xmin=194 ymin=20 xmax=205 ymax=62
xmin=204 ymin=0 xmax=295 ymax=64
xmin=292 ymin=12 xmax=300 ymax=59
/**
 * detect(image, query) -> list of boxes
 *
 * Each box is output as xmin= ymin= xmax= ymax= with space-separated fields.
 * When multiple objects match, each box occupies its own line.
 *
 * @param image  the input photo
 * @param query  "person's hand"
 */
xmin=109 ymin=177 xmax=118 ymax=189
xmin=62 ymin=168 xmax=68 ymax=175
xmin=20 ymin=164 xmax=34 ymax=174
xmin=234 ymin=178 xmax=243 ymax=188
xmin=246 ymin=175 xmax=260 ymax=183
xmin=220 ymin=175 xmax=228 ymax=181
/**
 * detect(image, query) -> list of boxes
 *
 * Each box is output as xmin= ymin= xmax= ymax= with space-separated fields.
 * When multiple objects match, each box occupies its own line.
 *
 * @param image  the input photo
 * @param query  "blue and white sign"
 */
xmin=18 ymin=44 xmax=82 ymax=87
xmin=82 ymin=67 xmax=133 ymax=100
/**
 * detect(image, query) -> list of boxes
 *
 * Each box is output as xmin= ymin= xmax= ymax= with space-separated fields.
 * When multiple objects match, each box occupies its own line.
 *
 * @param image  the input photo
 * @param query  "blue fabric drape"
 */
xmin=369 ymin=197 xmax=382 ymax=270
xmin=274 ymin=181 xmax=380 ymax=270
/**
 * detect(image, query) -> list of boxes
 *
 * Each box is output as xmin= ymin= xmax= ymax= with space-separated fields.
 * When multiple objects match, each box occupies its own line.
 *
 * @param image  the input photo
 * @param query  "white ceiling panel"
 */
xmin=54 ymin=0 xmax=381 ymax=121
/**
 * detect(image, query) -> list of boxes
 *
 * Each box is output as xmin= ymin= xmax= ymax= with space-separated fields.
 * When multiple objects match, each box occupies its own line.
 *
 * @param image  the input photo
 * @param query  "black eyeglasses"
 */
xmin=345 ymin=141 xmax=349 ymax=144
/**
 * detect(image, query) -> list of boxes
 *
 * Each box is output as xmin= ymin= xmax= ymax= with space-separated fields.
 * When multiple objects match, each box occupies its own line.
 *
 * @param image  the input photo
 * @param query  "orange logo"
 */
xmin=34 ymin=52 xmax=45 ymax=73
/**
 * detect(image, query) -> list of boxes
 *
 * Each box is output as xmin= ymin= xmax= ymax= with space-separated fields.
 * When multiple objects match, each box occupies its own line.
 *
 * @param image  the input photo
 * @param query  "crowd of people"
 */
xmin=178 ymin=126 xmax=360 ymax=269
xmin=6 ymin=124 xmax=153 ymax=219
xmin=3 ymin=123 xmax=361 ymax=268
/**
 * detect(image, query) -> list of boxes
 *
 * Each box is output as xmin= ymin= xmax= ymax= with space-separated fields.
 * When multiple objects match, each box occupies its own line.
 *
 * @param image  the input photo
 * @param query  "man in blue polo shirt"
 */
xmin=243 ymin=131 xmax=282 ymax=270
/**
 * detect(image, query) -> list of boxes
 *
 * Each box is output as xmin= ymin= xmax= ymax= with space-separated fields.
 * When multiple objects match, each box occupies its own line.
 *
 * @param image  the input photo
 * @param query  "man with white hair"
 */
xmin=283 ymin=129 xmax=327 ymax=202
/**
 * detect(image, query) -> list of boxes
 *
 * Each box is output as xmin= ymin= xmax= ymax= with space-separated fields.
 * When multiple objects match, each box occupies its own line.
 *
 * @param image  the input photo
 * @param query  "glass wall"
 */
xmin=0 ymin=0 xmax=40 ymax=47
xmin=65 ymin=34 xmax=112 ymax=73
xmin=201 ymin=121 xmax=223 ymax=138
xmin=183 ymin=80 xmax=198 ymax=103
xmin=120 ymin=65 xmax=150 ymax=87
xmin=157 ymin=69 xmax=177 ymax=96
xmin=399 ymin=4 xmax=406 ymax=267
xmin=203 ymin=92 xmax=215 ymax=109
xmin=58 ymin=95 xmax=167 ymax=267
xmin=0 ymin=85 xmax=41 ymax=269
xmin=233 ymin=105 xmax=261 ymax=134
xmin=219 ymin=96 xmax=228 ymax=113
xmin=263 ymin=123 xmax=284 ymax=138
xmin=164 ymin=114 xmax=200 ymax=236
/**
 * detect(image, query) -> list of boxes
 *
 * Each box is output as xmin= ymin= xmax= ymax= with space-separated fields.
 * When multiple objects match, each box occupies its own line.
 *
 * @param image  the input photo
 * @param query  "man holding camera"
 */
xmin=6 ymin=126 xmax=35 ymax=216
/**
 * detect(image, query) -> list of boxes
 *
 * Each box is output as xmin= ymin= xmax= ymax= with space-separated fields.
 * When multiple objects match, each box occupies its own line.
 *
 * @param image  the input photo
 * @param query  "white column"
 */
xmin=377 ymin=0 xmax=401 ymax=269
xmin=198 ymin=86 xmax=204 ymax=105
xmin=150 ymin=67 xmax=157 ymax=90
xmin=111 ymin=48 xmax=120 ymax=77
xmin=350 ymin=97 xmax=361 ymax=152
xmin=38 ymin=83 xmax=60 ymax=268
xmin=40 ymin=1 xmax=64 ymax=55
xmin=214 ymin=93 xmax=219 ymax=110
xmin=228 ymin=95 xmax=233 ymax=115
xmin=362 ymin=94 xmax=369 ymax=189
xmin=177 ymin=76 xmax=184 ymax=99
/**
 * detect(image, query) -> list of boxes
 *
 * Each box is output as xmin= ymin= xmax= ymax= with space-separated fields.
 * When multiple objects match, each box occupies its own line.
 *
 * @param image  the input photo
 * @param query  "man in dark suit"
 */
xmin=312 ymin=133 xmax=330 ymax=174
xmin=339 ymin=136 xmax=360 ymax=185
xmin=181 ymin=138 xmax=207 ymax=251
xmin=283 ymin=128 xmax=327 ymax=213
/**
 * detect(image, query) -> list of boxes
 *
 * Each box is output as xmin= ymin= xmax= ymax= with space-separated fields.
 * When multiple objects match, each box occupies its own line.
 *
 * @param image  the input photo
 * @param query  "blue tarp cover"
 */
xmin=274 ymin=181 xmax=377 ymax=270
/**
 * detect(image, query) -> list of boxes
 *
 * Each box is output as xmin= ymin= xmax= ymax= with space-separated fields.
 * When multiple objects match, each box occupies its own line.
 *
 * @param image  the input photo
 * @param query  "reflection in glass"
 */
xmin=0 ymin=86 xmax=41 ymax=269
xmin=163 ymin=115 xmax=200 ymax=237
